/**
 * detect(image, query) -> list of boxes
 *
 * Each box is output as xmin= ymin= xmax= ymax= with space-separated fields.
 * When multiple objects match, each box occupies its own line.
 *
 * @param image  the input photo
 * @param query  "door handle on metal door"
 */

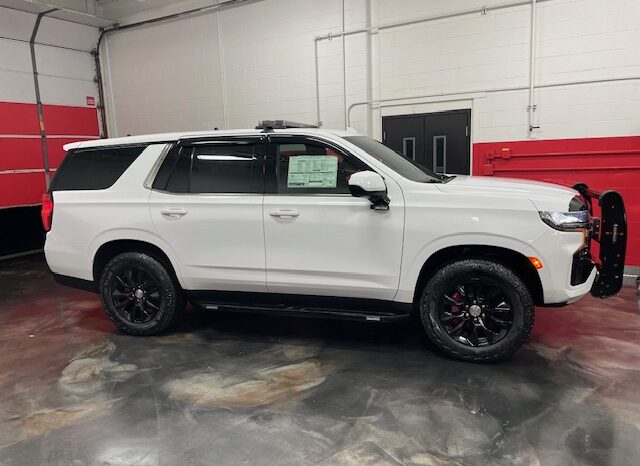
xmin=269 ymin=210 xmax=300 ymax=219
xmin=160 ymin=208 xmax=188 ymax=218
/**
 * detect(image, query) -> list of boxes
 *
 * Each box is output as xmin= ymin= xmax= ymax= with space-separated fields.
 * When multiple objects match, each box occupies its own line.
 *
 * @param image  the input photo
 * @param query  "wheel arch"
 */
xmin=92 ymin=239 xmax=183 ymax=289
xmin=413 ymin=245 xmax=544 ymax=306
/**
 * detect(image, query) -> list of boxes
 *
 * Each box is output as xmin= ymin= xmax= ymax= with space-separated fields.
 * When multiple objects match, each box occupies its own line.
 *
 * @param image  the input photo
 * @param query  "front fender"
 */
xmin=395 ymin=232 xmax=547 ymax=303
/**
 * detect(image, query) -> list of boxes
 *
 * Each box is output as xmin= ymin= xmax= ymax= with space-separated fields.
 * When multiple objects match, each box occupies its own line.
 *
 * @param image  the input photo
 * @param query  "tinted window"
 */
xmin=165 ymin=147 xmax=191 ymax=193
xmin=156 ymin=143 xmax=261 ymax=194
xmin=152 ymin=146 xmax=181 ymax=191
xmin=276 ymin=141 xmax=368 ymax=194
xmin=51 ymin=145 xmax=147 ymax=191
xmin=191 ymin=144 xmax=258 ymax=193
xmin=344 ymin=136 xmax=442 ymax=183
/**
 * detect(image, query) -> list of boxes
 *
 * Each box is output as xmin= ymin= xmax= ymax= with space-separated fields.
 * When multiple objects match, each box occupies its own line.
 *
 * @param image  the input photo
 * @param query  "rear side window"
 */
xmin=153 ymin=142 xmax=262 ymax=194
xmin=51 ymin=145 xmax=147 ymax=191
xmin=191 ymin=144 xmax=258 ymax=193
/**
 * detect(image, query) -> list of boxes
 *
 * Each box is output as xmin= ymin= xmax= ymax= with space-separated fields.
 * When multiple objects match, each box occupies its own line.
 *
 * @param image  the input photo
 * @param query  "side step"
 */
xmin=192 ymin=302 xmax=410 ymax=323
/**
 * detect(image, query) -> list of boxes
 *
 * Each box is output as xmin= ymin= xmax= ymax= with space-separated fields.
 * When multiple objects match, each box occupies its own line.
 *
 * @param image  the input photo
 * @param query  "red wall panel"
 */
xmin=0 ymin=137 xmax=94 ymax=178
xmin=0 ymin=139 xmax=43 ymax=171
xmin=0 ymin=102 xmax=41 ymax=135
xmin=1 ymin=100 xmax=100 ymax=209
xmin=42 ymin=105 xmax=99 ymax=136
xmin=46 ymin=138 xmax=97 ymax=168
xmin=0 ymin=173 xmax=47 ymax=207
xmin=473 ymin=136 xmax=640 ymax=265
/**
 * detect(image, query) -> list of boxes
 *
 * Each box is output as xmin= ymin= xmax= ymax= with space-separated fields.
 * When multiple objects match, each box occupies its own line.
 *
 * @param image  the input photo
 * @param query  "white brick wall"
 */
xmin=103 ymin=12 xmax=224 ymax=136
xmin=100 ymin=0 xmax=640 ymax=142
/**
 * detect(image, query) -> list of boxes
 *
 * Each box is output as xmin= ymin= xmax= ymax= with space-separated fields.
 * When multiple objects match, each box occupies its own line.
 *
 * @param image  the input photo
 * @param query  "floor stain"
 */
xmin=0 ymin=396 xmax=114 ymax=449
xmin=59 ymin=341 xmax=137 ymax=395
xmin=408 ymin=452 xmax=464 ymax=466
xmin=319 ymin=441 xmax=402 ymax=465
xmin=164 ymin=359 xmax=329 ymax=408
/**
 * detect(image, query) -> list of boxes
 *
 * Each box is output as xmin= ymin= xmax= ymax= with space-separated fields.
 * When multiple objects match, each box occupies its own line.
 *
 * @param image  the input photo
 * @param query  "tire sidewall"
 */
xmin=99 ymin=252 xmax=179 ymax=335
xmin=420 ymin=259 xmax=534 ymax=361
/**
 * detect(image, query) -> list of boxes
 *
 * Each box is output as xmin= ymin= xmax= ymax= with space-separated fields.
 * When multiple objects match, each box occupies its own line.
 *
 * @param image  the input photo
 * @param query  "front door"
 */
xmin=383 ymin=109 xmax=471 ymax=175
xmin=262 ymin=136 xmax=405 ymax=300
xmin=149 ymin=138 xmax=267 ymax=291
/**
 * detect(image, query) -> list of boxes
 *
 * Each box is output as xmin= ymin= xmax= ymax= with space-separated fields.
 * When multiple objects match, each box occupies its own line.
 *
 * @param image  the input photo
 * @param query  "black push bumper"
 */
xmin=573 ymin=184 xmax=627 ymax=298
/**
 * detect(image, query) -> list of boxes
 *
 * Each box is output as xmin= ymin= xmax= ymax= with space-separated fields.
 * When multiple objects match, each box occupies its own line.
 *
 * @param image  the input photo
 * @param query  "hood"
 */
xmin=436 ymin=175 xmax=578 ymax=211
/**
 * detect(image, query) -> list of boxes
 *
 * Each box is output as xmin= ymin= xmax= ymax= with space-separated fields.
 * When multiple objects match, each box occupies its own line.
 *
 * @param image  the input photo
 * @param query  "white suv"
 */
xmin=43 ymin=121 xmax=627 ymax=362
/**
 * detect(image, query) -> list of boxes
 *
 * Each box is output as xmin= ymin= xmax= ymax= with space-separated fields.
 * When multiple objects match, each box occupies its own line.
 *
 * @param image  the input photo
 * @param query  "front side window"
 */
xmin=153 ymin=142 xmax=262 ymax=194
xmin=344 ymin=135 xmax=443 ymax=183
xmin=274 ymin=140 xmax=368 ymax=194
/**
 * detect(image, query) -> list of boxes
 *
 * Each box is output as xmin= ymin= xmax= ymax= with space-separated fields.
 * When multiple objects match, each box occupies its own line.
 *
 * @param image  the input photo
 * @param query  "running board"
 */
xmin=191 ymin=301 xmax=410 ymax=323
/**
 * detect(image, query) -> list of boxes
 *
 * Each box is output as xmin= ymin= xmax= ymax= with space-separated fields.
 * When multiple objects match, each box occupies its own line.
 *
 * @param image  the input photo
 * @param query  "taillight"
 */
xmin=41 ymin=193 xmax=53 ymax=232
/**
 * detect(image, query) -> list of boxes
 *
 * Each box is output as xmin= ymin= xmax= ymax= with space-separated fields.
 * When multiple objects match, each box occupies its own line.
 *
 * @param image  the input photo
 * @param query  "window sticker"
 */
xmin=287 ymin=155 xmax=338 ymax=188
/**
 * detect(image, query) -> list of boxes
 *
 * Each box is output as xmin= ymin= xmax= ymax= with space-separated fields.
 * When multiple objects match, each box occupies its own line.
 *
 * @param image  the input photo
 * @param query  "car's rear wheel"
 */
xmin=420 ymin=259 xmax=534 ymax=362
xmin=99 ymin=252 xmax=185 ymax=335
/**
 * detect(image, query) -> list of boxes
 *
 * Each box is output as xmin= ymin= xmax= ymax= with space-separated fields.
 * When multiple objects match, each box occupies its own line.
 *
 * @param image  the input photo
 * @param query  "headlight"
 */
xmin=539 ymin=210 xmax=589 ymax=231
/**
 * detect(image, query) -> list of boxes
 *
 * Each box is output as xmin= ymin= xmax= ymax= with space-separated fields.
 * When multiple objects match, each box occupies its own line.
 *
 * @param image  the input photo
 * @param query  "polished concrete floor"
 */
xmin=1 ymin=254 xmax=639 ymax=465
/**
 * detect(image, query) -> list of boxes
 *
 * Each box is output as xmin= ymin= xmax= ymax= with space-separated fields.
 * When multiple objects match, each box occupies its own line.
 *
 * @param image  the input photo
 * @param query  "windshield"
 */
xmin=344 ymin=136 xmax=443 ymax=183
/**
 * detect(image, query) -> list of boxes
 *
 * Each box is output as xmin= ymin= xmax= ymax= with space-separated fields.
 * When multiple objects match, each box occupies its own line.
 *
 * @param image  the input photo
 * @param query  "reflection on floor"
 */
xmin=1 ymin=254 xmax=639 ymax=465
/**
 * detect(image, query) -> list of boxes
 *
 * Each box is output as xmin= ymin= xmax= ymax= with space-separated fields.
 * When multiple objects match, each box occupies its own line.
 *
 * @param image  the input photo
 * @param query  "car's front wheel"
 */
xmin=99 ymin=252 xmax=185 ymax=335
xmin=419 ymin=259 xmax=534 ymax=362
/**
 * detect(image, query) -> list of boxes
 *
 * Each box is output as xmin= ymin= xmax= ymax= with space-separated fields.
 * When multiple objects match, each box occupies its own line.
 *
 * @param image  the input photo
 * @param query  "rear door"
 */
xmin=149 ymin=137 xmax=267 ymax=291
xmin=262 ymin=135 xmax=405 ymax=300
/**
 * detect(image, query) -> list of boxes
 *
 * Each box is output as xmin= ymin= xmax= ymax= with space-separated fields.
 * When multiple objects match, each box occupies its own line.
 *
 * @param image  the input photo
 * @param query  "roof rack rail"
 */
xmin=255 ymin=120 xmax=319 ymax=131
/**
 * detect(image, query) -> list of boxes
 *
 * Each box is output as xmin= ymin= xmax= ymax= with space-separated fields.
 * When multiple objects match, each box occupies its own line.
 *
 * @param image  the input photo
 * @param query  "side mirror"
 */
xmin=348 ymin=171 xmax=390 ymax=210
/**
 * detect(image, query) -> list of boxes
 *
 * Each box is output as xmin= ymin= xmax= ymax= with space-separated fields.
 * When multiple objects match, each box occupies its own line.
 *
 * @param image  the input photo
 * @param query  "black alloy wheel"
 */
xmin=109 ymin=267 xmax=162 ymax=324
xmin=437 ymin=278 xmax=514 ymax=347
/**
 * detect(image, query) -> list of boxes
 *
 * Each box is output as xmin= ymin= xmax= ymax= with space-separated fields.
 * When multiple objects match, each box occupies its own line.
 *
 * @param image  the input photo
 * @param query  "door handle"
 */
xmin=269 ymin=209 xmax=300 ymax=219
xmin=160 ymin=208 xmax=188 ymax=218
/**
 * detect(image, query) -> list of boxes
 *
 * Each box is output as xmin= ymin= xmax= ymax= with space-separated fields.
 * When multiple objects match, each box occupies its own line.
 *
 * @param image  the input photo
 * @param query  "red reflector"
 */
xmin=41 ymin=193 xmax=53 ymax=232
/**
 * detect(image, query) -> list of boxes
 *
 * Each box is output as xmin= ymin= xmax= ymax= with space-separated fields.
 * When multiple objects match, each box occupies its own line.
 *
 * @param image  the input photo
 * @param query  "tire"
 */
xmin=419 ymin=259 xmax=534 ymax=362
xmin=99 ymin=252 xmax=185 ymax=335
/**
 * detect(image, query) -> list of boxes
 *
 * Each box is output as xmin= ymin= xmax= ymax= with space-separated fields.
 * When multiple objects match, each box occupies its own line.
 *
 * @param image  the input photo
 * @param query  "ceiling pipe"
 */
xmin=314 ymin=0 xmax=557 ymax=130
xmin=528 ymin=0 xmax=538 ymax=133
xmin=101 ymin=0 xmax=256 ymax=33
xmin=30 ymin=8 xmax=58 ymax=190
xmin=315 ymin=0 xmax=555 ymax=42
xmin=314 ymin=38 xmax=321 ymax=126
xmin=346 ymin=76 xmax=640 ymax=127
xmin=341 ymin=0 xmax=347 ymax=129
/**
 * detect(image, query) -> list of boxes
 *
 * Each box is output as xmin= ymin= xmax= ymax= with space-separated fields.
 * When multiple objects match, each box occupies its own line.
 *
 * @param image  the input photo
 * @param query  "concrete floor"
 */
xmin=1 ymin=255 xmax=639 ymax=466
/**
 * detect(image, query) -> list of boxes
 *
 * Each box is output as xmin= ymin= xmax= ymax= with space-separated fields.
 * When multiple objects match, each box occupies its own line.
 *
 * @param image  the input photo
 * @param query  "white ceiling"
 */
xmin=0 ymin=0 xmax=194 ymax=22
xmin=0 ymin=0 xmax=114 ymax=27
xmin=94 ymin=0 xmax=189 ymax=20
